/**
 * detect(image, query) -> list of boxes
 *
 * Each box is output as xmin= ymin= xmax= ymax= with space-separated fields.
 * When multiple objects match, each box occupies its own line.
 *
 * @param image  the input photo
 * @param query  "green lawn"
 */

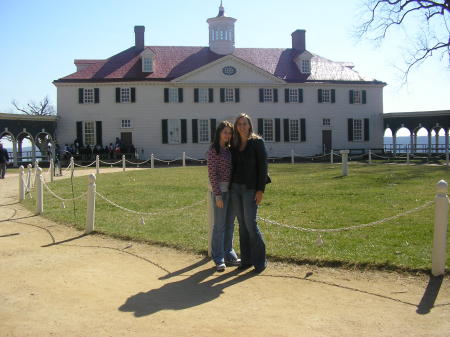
xmin=22 ymin=163 xmax=450 ymax=273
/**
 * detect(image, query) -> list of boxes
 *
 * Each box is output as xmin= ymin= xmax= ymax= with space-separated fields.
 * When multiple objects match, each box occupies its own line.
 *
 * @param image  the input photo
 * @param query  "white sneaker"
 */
xmin=216 ymin=263 xmax=226 ymax=272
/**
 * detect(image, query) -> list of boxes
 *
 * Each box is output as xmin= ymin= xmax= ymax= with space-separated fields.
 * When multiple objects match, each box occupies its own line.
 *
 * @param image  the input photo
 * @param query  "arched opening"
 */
xmin=17 ymin=132 xmax=38 ymax=164
xmin=394 ymin=127 xmax=411 ymax=154
xmin=413 ymin=127 xmax=429 ymax=154
xmin=430 ymin=128 xmax=446 ymax=153
xmin=383 ymin=128 xmax=392 ymax=152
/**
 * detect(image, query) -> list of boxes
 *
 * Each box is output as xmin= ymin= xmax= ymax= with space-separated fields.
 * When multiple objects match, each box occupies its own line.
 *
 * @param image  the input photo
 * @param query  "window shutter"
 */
xmin=220 ymin=88 xmax=225 ymax=103
xmin=210 ymin=119 xmax=217 ymax=141
xmin=96 ymin=121 xmax=102 ymax=146
xmin=348 ymin=119 xmax=354 ymax=141
xmin=285 ymin=89 xmax=290 ymax=103
xmin=235 ymin=88 xmax=240 ymax=103
xmin=164 ymin=88 xmax=169 ymax=103
xmin=318 ymin=89 xmax=323 ymax=103
xmin=298 ymin=89 xmax=303 ymax=103
xmin=258 ymin=118 xmax=263 ymax=136
xmin=131 ymin=88 xmax=136 ymax=102
xmin=76 ymin=121 xmax=83 ymax=146
xmin=275 ymin=118 xmax=281 ymax=142
xmin=273 ymin=89 xmax=278 ymax=103
xmin=162 ymin=119 xmax=168 ymax=144
xmin=178 ymin=88 xmax=183 ymax=103
xmin=194 ymin=88 xmax=199 ymax=103
xmin=364 ymin=118 xmax=370 ymax=141
xmin=331 ymin=89 xmax=336 ymax=103
xmin=349 ymin=90 xmax=354 ymax=104
xmin=181 ymin=119 xmax=187 ymax=143
xmin=115 ymin=88 xmax=120 ymax=103
xmin=208 ymin=88 xmax=214 ymax=103
xmin=94 ymin=88 xmax=100 ymax=103
xmin=259 ymin=89 xmax=264 ymax=102
xmin=283 ymin=119 xmax=290 ymax=142
xmin=79 ymin=88 xmax=84 ymax=104
xmin=362 ymin=90 xmax=367 ymax=104
xmin=300 ymin=119 xmax=306 ymax=142
xmin=192 ymin=119 xmax=198 ymax=143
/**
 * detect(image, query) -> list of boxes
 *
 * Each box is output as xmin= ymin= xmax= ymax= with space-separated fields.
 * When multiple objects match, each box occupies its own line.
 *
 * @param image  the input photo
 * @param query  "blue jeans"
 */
xmin=211 ymin=191 xmax=238 ymax=265
xmin=230 ymin=183 xmax=266 ymax=269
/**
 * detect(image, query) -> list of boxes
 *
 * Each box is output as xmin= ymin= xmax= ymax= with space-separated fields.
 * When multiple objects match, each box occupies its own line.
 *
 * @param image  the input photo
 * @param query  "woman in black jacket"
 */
xmin=230 ymin=113 xmax=268 ymax=273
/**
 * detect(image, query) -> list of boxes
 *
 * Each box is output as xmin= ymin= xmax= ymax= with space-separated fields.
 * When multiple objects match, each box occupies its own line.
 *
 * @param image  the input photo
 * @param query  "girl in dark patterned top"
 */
xmin=207 ymin=121 xmax=240 ymax=272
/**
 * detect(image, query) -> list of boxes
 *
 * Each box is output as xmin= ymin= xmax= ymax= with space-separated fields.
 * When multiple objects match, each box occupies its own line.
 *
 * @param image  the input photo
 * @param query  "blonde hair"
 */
xmin=233 ymin=113 xmax=260 ymax=149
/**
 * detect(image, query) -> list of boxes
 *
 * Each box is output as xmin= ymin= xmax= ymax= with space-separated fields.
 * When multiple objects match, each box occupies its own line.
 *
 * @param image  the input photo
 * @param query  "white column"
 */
xmin=122 ymin=155 xmax=126 ymax=172
xmin=340 ymin=150 xmax=349 ymax=176
xmin=19 ymin=166 xmax=25 ymax=202
xmin=85 ymin=174 xmax=96 ymax=234
xmin=428 ymin=130 xmax=432 ymax=158
xmin=36 ymin=167 xmax=43 ymax=214
xmin=151 ymin=154 xmax=154 ymax=169
xmin=31 ymin=142 xmax=36 ymax=164
xmin=182 ymin=152 xmax=186 ymax=167
xmin=392 ymin=132 xmax=397 ymax=157
xmin=96 ymin=155 xmax=100 ymax=175
xmin=432 ymin=180 xmax=448 ymax=276
xmin=368 ymin=149 xmax=372 ymax=165
xmin=207 ymin=190 xmax=214 ymax=257
xmin=291 ymin=149 xmax=295 ymax=164
xmin=435 ymin=129 xmax=440 ymax=153
xmin=410 ymin=132 xmax=414 ymax=156
xmin=413 ymin=132 xmax=418 ymax=154
xmin=12 ymin=140 xmax=18 ymax=168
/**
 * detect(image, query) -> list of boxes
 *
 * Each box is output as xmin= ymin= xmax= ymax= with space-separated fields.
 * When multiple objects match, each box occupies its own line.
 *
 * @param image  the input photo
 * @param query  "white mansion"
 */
xmin=54 ymin=3 xmax=386 ymax=159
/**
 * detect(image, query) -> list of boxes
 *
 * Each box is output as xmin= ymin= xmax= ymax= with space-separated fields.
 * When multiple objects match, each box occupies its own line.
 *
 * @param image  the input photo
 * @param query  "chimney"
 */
xmin=291 ymin=29 xmax=306 ymax=53
xmin=134 ymin=26 xmax=145 ymax=50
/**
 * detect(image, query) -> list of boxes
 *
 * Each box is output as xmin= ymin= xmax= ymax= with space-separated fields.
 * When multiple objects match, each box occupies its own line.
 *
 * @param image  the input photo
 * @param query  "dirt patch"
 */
xmin=0 ymin=169 xmax=449 ymax=337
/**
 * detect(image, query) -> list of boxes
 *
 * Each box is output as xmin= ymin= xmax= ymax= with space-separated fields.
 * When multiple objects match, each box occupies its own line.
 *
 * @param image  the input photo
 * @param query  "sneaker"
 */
xmin=225 ymin=258 xmax=241 ymax=267
xmin=216 ymin=263 xmax=226 ymax=272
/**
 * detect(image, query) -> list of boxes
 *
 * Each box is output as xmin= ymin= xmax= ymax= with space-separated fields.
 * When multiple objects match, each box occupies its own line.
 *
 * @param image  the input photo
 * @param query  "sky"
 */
xmin=0 ymin=0 xmax=449 ymax=130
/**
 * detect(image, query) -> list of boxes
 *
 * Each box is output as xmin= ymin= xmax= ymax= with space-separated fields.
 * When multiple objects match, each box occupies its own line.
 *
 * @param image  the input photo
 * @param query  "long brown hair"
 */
xmin=233 ymin=113 xmax=260 ymax=149
xmin=211 ymin=120 xmax=233 ymax=154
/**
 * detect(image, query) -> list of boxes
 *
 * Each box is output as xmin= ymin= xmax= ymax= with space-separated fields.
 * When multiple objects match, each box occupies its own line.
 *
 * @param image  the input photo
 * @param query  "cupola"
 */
xmin=207 ymin=1 xmax=237 ymax=55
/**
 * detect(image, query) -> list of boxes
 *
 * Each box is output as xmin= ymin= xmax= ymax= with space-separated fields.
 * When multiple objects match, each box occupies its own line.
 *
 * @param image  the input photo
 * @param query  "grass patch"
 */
xmin=22 ymin=163 xmax=450 ymax=273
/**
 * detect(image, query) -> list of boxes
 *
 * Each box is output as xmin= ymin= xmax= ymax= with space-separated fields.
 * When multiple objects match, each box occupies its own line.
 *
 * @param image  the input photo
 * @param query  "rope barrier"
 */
xmin=42 ymin=177 xmax=87 ymax=202
xmin=153 ymin=157 xmax=181 ymax=164
xmin=95 ymin=191 xmax=205 ymax=216
xmin=257 ymin=200 xmax=434 ymax=233
xmin=99 ymin=159 xmax=122 ymax=165
xmin=185 ymin=155 xmax=206 ymax=163
xmin=73 ymin=161 xmax=96 ymax=168
xmin=125 ymin=158 xmax=152 ymax=165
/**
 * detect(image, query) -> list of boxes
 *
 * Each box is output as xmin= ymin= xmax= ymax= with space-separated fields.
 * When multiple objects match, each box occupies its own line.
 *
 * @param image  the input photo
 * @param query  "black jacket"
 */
xmin=0 ymin=148 xmax=9 ymax=164
xmin=231 ymin=138 xmax=268 ymax=192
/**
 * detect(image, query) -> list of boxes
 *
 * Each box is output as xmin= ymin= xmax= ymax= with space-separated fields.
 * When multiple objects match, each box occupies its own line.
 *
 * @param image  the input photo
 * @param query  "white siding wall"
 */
xmin=56 ymin=83 xmax=384 ymax=159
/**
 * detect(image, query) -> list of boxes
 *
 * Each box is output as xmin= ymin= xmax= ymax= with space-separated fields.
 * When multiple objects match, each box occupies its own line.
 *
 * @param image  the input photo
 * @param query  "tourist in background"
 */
xmin=0 ymin=143 xmax=10 ymax=179
xmin=230 ymin=113 xmax=268 ymax=273
xmin=207 ymin=121 xmax=241 ymax=272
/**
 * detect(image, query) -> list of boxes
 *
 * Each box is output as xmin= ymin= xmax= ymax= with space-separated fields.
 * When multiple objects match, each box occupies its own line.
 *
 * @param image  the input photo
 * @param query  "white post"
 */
xmin=291 ymin=149 xmax=295 ymax=164
xmin=96 ymin=155 xmax=100 ymax=175
xmin=340 ymin=150 xmax=349 ymax=176
xmin=19 ymin=166 xmax=25 ymax=202
xmin=50 ymin=158 xmax=54 ymax=183
xmin=12 ymin=140 xmax=18 ymax=168
xmin=182 ymin=152 xmax=186 ymax=167
xmin=406 ymin=151 xmax=410 ymax=165
xmin=330 ymin=150 xmax=334 ymax=164
xmin=27 ymin=164 xmax=32 ymax=191
xmin=432 ymin=180 xmax=448 ymax=276
xmin=70 ymin=157 xmax=74 ymax=176
xmin=151 ymin=154 xmax=154 ymax=169
xmin=207 ymin=190 xmax=214 ymax=257
xmin=368 ymin=149 xmax=372 ymax=165
xmin=85 ymin=174 xmax=96 ymax=234
xmin=36 ymin=167 xmax=43 ymax=214
xmin=122 ymin=154 xmax=126 ymax=172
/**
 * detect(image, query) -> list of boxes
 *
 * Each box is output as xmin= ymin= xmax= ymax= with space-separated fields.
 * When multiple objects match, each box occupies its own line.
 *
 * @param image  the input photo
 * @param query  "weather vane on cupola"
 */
xmin=218 ymin=0 xmax=225 ymax=17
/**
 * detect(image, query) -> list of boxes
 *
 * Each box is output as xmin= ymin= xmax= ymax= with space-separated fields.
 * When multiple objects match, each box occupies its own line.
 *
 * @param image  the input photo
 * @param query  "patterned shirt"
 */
xmin=207 ymin=146 xmax=232 ymax=196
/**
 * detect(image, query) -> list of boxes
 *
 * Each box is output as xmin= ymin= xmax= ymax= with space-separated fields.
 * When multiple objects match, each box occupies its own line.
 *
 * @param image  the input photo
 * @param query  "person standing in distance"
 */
xmin=0 ymin=143 xmax=10 ymax=179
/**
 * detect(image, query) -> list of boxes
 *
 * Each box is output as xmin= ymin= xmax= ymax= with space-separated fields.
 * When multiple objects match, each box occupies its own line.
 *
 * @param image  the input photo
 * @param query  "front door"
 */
xmin=322 ymin=130 xmax=332 ymax=154
xmin=120 ymin=132 xmax=132 ymax=152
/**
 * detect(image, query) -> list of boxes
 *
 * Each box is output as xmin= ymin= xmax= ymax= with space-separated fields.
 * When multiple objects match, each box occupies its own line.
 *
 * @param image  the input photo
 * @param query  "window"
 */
xmin=301 ymin=59 xmax=311 ymax=74
xmin=120 ymin=88 xmax=130 ymax=103
xmin=198 ymin=88 xmax=209 ymax=103
xmin=83 ymin=89 xmax=94 ymax=104
xmin=289 ymin=119 xmax=300 ymax=142
xmin=289 ymin=89 xmax=299 ymax=103
xmin=353 ymin=90 xmax=361 ymax=104
xmin=121 ymin=120 xmax=131 ymax=128
xmin=84 ymin=121 xmax=96 ymax=146
xmin=168 ymin=119 xmax=181 ymax=144
xmin=353 ymin=119 xmax=363 ymax=141
xmin=323 ymin=118 xmax=331 ymax=127
xmin=224 ymin=88 xmax=235 ymax=102
xmin=198 ymin=119 xmax=210 ymax=143
xmin=349 ymin=90 xmax=366 ymax=104
xmin=263 ymin=119 xmax=274 ymax=142
xmin=169 ymin=88 xmax=179 ymax=103
xmin=143 ymin=57 xmax=153 ymax=72
xmin=263 ymin=89 xmax=273 ymax=102
xmin=321 ymin=89 xmax=330 ymax=103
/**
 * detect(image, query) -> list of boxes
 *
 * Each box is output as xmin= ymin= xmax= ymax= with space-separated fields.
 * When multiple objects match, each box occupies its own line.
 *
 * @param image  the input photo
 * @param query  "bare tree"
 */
xmin=11 ymin=96 xmax=55 ymax=116
xmin=356 ymin=0 xmax=450 ymax=80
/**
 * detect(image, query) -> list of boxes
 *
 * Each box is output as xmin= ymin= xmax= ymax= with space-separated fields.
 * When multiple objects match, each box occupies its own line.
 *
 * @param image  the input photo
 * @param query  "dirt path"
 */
xmin=0 ymin=169 xmax=449 ymax=337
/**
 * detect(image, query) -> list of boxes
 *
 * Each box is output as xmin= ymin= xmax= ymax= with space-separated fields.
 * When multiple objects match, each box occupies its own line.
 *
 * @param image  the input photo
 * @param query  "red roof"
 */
xmin=55 ymin=46 xmax=383 ymax=84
